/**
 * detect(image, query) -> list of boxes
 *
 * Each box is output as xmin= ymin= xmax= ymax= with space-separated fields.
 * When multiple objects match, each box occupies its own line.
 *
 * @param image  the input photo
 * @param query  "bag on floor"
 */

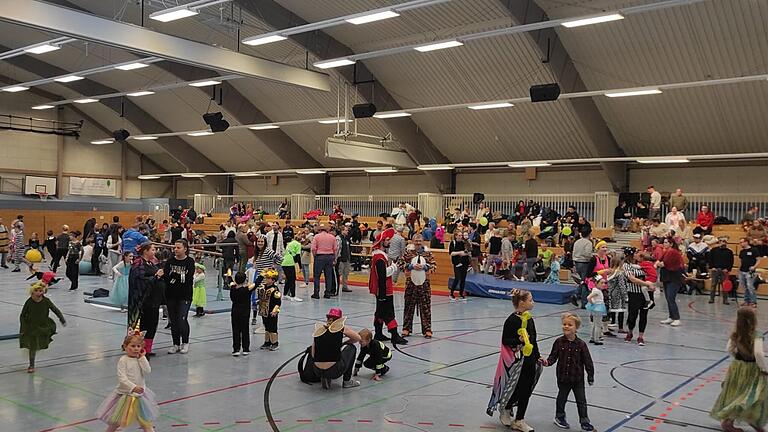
xmin=93 ymin=288 xmax=110 ymax=298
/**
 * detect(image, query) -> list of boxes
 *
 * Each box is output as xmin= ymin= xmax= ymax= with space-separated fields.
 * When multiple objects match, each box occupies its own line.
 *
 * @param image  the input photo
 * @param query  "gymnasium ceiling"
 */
xmin=0 ymin=0 xmax=767 ymax=177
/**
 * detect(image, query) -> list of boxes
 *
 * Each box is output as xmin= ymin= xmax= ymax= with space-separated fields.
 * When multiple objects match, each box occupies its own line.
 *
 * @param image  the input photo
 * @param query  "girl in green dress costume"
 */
xmin=192 ymin=263 xmax=207 ymax=317
xmin=19 ymin=281 xmax=66 ymax=373
xmin=711 ymin=307 xmax=768 ymax=432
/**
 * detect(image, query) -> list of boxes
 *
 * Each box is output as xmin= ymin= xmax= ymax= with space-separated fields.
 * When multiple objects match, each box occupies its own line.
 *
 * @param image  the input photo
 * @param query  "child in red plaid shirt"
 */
xmin=544 ymin=312 xmax=595 ymax=431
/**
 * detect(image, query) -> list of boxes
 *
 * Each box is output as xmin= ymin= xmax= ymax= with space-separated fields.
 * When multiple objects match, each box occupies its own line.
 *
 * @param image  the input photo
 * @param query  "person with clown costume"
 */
xmin=369 ymin=228 xmax=408 ymax=345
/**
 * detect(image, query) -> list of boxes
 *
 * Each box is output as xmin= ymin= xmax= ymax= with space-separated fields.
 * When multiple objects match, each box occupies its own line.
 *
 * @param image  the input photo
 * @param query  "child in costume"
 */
xmin=586 ymin=276 xmax=607 ymax=345
xmin=192 ymin=263 xmax=207 ymax=317
xmin=229 ymin=271 xmax=257 ymax=356
xmin=96 ymin=329 xmax=159 ymax=431
xmin=27 ymin=267 xmax=60 ymax=286
xmin=544 ymin=313 xmax=595 ymax=431
xmin=354 ymin=328 xmax=393 ymax=381
xmin=19 ymin=280 xmax=66 ymax=373
xmin=109 ymin=252 xmax=132 ymax=311
xmin=65 ymin=230 xmax=83 ymax=291
xmin=710 ymin=307 xmax=767 ymax=432
xmin=257 ymin=268 xmax=281 ymax=351
xmin=487 ymin=289 xmax=543 ymax=432
xmin=544 ymin=255 xmax=561 ymax=284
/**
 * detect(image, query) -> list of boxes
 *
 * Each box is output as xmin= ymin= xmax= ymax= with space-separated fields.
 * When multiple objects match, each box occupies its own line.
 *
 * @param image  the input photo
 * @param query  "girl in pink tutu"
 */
xmin=96 ymin=329 xmax=159 ymax=431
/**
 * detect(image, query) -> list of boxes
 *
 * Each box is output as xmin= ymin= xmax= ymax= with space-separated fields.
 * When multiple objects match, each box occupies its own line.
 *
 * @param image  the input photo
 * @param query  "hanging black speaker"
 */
xmin=352 ymin=103 xmax=377 ymax=119
xmin=112 ymin=129 xmax=130 ymax=141
xmin=203 ymin=112 xmax=230 ymax=132
xmin=472 ymin=192 xmax=485 ymax=204
xmin=530 ymin=83 xmax=561 ymax=102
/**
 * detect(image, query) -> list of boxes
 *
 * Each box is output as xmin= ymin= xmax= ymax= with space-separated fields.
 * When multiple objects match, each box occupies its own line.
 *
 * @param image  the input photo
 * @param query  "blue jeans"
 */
xmin=301 ymin=263 xmax=310 ymax=284
xmin=663 ymin=280 xmax=680 ymax=320
xmin=313 ymin=254 xmax=335 ymax=296
xmin=575 ymin=261 xmax=591 ymax=306
xmin=615 ymin=218 xmax=631 ymax=230
xmin=739 ymin=271 xmax=756 ymax=304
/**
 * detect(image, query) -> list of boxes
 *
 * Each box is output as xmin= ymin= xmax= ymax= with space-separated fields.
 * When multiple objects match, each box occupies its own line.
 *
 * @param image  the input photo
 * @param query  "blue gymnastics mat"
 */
xmin=448 ymin=274 xmax=577 ymax=304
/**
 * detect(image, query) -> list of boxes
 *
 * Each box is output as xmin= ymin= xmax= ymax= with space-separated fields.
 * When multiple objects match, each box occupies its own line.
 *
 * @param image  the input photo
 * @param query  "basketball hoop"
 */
xmin=37 ymin=193 xmax=48 ymax=201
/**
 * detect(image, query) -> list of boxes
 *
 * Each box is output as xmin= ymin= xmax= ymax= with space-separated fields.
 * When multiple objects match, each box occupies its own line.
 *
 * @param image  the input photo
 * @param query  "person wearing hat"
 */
xmin=398 ymin=234 xmax=437 ymax=339
xmin=370 ymin=228 xmax=408 ymax=344
xmin=256 ymin=268 xmax=282 ymax=351
xmin=686 ymin=233 xmax=709 ymax=278
xmin=311 ymin=224 xmax=338 ymax=299
xmin=707 ymin=237 xmax=734 ymax=304
xmin=311 ymin=308 xmax=362 ymax=389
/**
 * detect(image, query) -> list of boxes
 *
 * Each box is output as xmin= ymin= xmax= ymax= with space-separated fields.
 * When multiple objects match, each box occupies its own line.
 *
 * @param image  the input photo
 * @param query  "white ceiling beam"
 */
xmin=0 ymin=0 xmax=330 ymax=91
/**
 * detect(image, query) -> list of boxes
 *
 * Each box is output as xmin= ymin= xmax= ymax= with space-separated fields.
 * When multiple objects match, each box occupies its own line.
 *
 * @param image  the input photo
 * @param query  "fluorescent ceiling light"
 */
xmin=188 ymin=80 xmax=221 ymax=87
xmin=73 ymin=98 xmax=98 ymax=104
xmin=468 ymin=102 xmax=514 ymax=110
xmin=249 ymin=125 xmax=280 ymax=130
xmin=313 ymin=59 xmax=355 ymax=69
xmin=133 ymin=136 xmax=158 ymax=140
xmin=318 ymin=119 xmax=353 ymax=124
xmin=233 ymin=172 xmax=261 ymax=177
xmin=373 ymin=111 xmax=412 ymax=119
xmin=115 ymin=62 xmax=150 ymax=71
xmin=296 ymin=169 xmax=327 ymax=175
xmin=561 ymin=13 xmax=624 ymax=28
xmin=242 ymin=35 xmax=287 ymax=46
xmin=2 ymin=86 xmax=29 ymax=93
xmin=31 ymin=104 xmax=55 ymax=110
xmin=127 ymin=91 xmax=155 ymax=97
xmin=187 ymin=131 xmax=214 ymax=136
xmin=508 ymin=162 xmax=551 ymax=168
xmin=138 ymin=175 xmax=161 ymax=180
xmin=180 ymin=173 xmax=206 ymax=178
xmin=91 ymin=139 xmax=114 ymax=145
xmin=365 ymin=167 xmax=398 ymax=173
xmin=346 ymin=10 xmax=400 ymax=25
xmin=417 ymin=165 xmax=454 ymax=171
xmin=54 ymin=75 xmax=84 ymax=83
xmin=414 ymin=40 xmax=463 ymax=52
xmin=605 ymin=89 xmax=662 ymax=98
xmin=636 ymin=158 xmax=690 ymax=164
xmin=149 ymin=7 xmax=199 ymax=23
xmin=24 ymin=44 xmax=61 ymax=55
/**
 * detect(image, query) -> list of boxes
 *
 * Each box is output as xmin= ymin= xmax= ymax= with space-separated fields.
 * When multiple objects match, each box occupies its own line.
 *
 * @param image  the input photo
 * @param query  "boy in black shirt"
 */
xmin=65 ymin=231 xmax=82 ymax=291
xmin=738 ymin=238 xmax=759 ymax=307
xmin=354 ymin=328 xmax=392 ymax=381
xmin=229 ymin=272 xmax=257 ymax=356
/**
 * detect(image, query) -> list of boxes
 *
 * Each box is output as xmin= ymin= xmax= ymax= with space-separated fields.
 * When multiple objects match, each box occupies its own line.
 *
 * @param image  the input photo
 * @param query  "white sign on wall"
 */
xmin=69 ymin=177 xmax=117 ymax=197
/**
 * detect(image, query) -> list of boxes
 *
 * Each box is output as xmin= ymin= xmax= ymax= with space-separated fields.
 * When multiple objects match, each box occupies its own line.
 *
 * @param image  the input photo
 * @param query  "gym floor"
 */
xmin=0 ymin=263 xmax=765 ymax=432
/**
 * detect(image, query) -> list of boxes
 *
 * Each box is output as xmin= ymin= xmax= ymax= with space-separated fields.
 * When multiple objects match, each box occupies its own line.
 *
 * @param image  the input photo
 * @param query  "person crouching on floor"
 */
xmin=257 ymin=268 xmax=282 ymax=351
xmin=354 ymin=328 xmax=393 ymax=381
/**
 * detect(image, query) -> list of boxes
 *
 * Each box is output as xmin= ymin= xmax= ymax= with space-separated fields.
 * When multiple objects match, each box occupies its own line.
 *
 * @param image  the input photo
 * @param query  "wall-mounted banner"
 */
xmin=69 ymin=177 xmax=117 ymax=196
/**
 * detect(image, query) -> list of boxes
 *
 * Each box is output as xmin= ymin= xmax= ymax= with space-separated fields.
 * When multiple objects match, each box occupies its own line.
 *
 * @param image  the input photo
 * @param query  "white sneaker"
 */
xmin=670 ymin=320 xmax=681 ymax=327
xmin=285 ymin=296 xmax=293 ymax=302
xmin=232 ymin=351 xmax=240 ymax=357
xmin=242 ymin=350 xmax=249 ymax=356
xmin=500 ymin=410 xmax=513 ymax=427
xmin=180 ymin=343 xmax=189 ymax=354
xmin=253 ymin=326 xmax=265 ymax=334
xmin=168 ymin=345 xmax=180 ymax=354
xmin=292 ymin=296 xmax=303 ymax=302
xmin=660 ymin=318 xmax=673 ymax=324
xmin=512 ymin=419 xmax=534 ymax=432
xmin=607 ymin=323 xmax=618 ymax=328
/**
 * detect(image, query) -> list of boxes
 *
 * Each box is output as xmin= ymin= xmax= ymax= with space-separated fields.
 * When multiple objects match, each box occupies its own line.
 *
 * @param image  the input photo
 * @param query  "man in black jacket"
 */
xmin=707 ymin=238 xmax=734 ymax=304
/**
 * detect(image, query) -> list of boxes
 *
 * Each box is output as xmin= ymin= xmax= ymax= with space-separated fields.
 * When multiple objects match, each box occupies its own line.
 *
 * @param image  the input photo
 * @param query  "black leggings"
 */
xmin=66 ymin=258 xmax=79 ymax=289
xmin=626 ymin=292 xmax=648 ymax=334
xmin=506 ymin=360 xmax=536 ymax=420
xmin=282 ymin=265 xmax=296 ymax=297
xmin=140 ymin=305 xmax=160 ymax=339
xmin=451 ymin=264 xmax=468 ymax=296
xmin=609 ymin=312 xmax=624 ymax=330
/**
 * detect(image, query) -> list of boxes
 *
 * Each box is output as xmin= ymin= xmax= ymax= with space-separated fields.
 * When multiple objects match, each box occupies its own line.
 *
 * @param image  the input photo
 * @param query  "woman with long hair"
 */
xmin=448 ymin=229 xmax=470 ymax=301
xmin=164 ymin=239 xmax=196 ymax=354
xmin=656 ymin=237 xmax=685 ymax=327
xmin=247 ymin=236 xmax=281 ymax=329
xmin=622 ymin=248 xmax=656 ymax=346
xmin=128 ymin=242 xmax=164 ymax=356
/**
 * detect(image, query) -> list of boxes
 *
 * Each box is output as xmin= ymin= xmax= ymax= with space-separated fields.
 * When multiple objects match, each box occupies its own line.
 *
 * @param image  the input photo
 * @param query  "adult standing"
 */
xmin=388 ymin=226 xmax=407 ymax=284
xmin=0 ymin=217 xmax=8 ymax=269
xmin=52 ymin=225 xmax=70 ymax=272
xmin=449 ymin=230 xmax=470 ymax=300
xmin=266 ymin=222 xmax=285 ymax=283
xmin=622 ymin=248 xmax=656 ymax=346
xmin=737 ymin=238 xmax=759 ymax=308
xmin=164 ymin=239 xmax=196 ymax=354
xmin=647 ymin=186 xmax=662 ymax=220
xmin=235 ymin=224 xmax=253 ymax=272
xmin=572 ymin=230 xmax=593 ymax=307
xmin=10 ymin=220 xmax=25 ymax=272
xmin=311 ymin=224 xmax=337 ymax=299
xmin=369 ymin=228 xmax=408 ymax=344
xmin=82 ymin=218 xmax=96 ymax=246
xmin=399 ymin=234 xmax=436 ymax=338
xmin=523 ymin=234 xmax=538 ymax=282
xmin=281 ymin=234 xmax=302 ymax=302
xmin=335 ymin=225 xmax=353 ymax=293
xmin=299 ymin=228 xmax=314 ymax=287
xmin=106 ymin=225 xmax=123 ymax=279
xmin=128 ymin=243 xmax=165 ymax=357
xmin=656 ymin=237 xmax=685 ymax=327
xmin=708 ymin=237 xmax=734 ymax=304
xmin=309 ymin=308 xmax=361 ymax=389
xmin=668 ymin=189 xmax=688 ymax=216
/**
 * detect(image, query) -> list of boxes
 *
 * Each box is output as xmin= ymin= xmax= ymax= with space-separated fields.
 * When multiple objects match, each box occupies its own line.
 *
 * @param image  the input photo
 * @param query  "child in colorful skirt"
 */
xmin=710 ymin=307 xmax=767 ymax=432
xmin=192 ymin=263 xmax=207 ymax=317
xmin=96 ymin=330 xmax=159 ymax=431
xmin=19 ymin=280 xmax=66 ymax=373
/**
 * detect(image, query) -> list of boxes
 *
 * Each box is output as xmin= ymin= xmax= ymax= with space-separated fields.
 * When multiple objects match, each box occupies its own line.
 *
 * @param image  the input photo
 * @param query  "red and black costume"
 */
xmin=369 ymin=228 xmax=408 ymax=344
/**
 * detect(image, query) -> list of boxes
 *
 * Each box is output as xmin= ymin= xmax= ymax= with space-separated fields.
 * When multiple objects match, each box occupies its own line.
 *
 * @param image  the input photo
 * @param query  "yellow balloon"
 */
xmin=25 ymin=248 xmax=43 ymax=263
xmin=479 ymin=217 xmax=489 ymax=226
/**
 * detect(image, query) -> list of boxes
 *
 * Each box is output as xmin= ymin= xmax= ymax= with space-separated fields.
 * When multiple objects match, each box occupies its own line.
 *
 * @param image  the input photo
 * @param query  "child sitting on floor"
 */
xmin=354 ymin=328 xmax=393 ymax=381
